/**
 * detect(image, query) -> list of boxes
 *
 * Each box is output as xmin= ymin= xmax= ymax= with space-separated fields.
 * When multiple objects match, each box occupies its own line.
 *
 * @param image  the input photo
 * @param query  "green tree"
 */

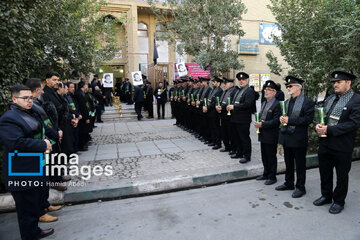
xmin=148 ymin=0 xmax=247 ymax=75
xmin=0 ymin=0 xmax=125 ymax=115
xmin=266 ymin=0 xmax=360 ymax=98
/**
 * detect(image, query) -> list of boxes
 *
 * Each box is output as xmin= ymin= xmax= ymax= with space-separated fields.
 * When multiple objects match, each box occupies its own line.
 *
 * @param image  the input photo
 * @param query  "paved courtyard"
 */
xmin=64 ymin=104 xmax=284 ymax=203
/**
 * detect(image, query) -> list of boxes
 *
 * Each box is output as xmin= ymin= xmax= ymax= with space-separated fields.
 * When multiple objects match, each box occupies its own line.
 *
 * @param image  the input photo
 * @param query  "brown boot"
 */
xmin=39 ymin=214 xmax=58 ymax=223
xmin=45 ymin=205 xmax=63 ymax=212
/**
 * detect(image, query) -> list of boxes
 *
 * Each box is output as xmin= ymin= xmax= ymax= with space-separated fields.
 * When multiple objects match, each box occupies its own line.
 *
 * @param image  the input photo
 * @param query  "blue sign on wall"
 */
xmin=238 ymin=39 xmax=260 ymax=55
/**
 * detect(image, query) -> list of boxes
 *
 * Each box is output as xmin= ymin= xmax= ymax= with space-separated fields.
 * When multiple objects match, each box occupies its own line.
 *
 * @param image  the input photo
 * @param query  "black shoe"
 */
xmin=96 ymin=120 xmax=104 ymax=123
xmin=292 ymin=189 xmax=306 ymax=198
xmin=256 ymin=176 xmax=267 ymax=181
xmin=265 ymin=179 xmax=277 ymax=185
xmin=220 ymin=149 xmax=230 ymax=152
xmin=229 ymin=150 xmax=236 ymax=155
xmin=39 ymin=228 xmax=54 ymax=238
xmin=329 ymin=203 xmax=344 ymax=214
xmin=239 ymin=158 xmax=250 ymax=163
xmin=231 ymin=154 xmax=241 ymax=159
xmin=162 ymin=116 xmax=165 ymax=119
xmin=208 ymin=143 xmax=215 ymax=147
xmin=275 ymin=184 xmax=295 ymax=191
xmin=313 ymin=196 xmax=332 ymax=206
xmin=212 ymin=145 xmax=221 ymax=150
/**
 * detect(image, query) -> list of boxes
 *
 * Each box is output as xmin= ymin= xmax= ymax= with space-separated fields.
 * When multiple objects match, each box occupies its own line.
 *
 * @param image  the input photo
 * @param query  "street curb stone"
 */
xmin=1 ymin=150 xmax=359 ymax=211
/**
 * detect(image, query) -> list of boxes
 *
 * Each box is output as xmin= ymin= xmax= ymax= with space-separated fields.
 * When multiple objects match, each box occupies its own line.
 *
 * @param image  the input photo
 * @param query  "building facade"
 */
xmin=100 ymin=0 xmax=288 ymax=91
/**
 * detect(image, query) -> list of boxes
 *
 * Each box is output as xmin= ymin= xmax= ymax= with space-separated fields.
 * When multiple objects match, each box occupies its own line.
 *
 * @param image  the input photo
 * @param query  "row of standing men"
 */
xmin=170 ymin=70 xmax=360 ymax=215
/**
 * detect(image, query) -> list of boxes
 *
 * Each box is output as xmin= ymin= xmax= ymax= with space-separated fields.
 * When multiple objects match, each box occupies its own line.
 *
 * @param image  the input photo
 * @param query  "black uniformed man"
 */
xmin=227 ymin=72 xmax=256 ymax=163
xmin=154 ymin=82 xmax=167 ymax=119
xmin=198 ymin=77 xmax=212 ymax=143
xmin=168 ymin=81 xmax=176 ymax=118
xmin=275 ymin=76 xmax=315 ymax=198
xmin=144 ymin=81 xmax=154 ymax=118
xmin=204 ymin=76 xmax=223 ymax=149
xmin=313 ymin=70 xmax=360 ymax=214
xmin=216 ymin=78 xmax=238 ymax=153
xmin=254 ymin=80 xmax=281 ymax=185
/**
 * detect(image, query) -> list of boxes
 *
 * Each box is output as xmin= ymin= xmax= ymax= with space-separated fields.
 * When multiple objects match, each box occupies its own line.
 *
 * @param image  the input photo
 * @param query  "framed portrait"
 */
xmin=176 ymin=63 xmax=188 ymax=77
xmin=132 ymin=71 xmax=143 ymax=86
xmin=102 ymin=73 xmax=114 ymax=88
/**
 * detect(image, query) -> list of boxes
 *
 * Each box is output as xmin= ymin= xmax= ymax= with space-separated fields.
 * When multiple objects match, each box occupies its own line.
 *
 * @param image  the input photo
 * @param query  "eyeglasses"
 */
xmin=286 ymin=85 xmax=295 ymax=89
xmin=15 ymin=96 xmax=35 ymax=102
xmin=264 ymin=88 xmax=275 ymax=92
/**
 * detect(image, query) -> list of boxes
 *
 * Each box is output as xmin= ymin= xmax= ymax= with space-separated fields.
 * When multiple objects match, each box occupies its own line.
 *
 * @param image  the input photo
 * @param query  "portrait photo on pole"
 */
xmin=176 ymin=63 xmax=188 ymax=77
xmin=132 ymin=71 xmax=143 ymax=86
xmin=102 ymin=73 xmax=114 ymax=88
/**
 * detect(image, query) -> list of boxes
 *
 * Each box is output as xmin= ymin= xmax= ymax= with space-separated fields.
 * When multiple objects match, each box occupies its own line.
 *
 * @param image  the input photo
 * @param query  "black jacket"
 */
xmin=320 ymin=93 xmax=360 ymax=152
xmin=207 ymin=87 xmax=223 ymax=118
xmin=134 ymin=86 xmax=145 ymax=103
xmin=230 ymin=86 xmax=257 ymax=124
xmin=219 ymin=86 xmax=238 ymax=120
xmin=278 ymin=95 xmax=315 ymax=148
xmin=154 ymin=87 xmax=167 ymax=102
xmin=258 ymin=99 xmax=281 ymax=144
xmin=145 ymin=86 xmax=154 ymax=103
xmin=0 ymin=103 xmax=59 ymax=191
xmin=74 ymin=89 xmax=90 ymax=121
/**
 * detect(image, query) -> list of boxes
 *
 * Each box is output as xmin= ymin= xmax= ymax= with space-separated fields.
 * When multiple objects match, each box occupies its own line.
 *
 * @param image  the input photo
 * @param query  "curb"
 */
xmin=1 ymin=148 xmax=360 ymax=212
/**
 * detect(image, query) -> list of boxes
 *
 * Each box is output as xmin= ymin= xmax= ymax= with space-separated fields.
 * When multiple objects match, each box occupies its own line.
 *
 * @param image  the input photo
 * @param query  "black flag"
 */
xmin=153 ymin=38 xmax=159 ymax=65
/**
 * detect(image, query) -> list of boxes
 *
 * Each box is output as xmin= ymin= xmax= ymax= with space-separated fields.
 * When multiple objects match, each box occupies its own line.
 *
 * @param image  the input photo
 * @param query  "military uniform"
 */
xmin=314 ymin=70 xmax=360 ymax=214
xmin=230 ymin=72 xmax=257 ymax=163
xmin=218 ymin=78 xmax=238 ymax=152
xmin=206 ymin=77 xmax=223 ymax=149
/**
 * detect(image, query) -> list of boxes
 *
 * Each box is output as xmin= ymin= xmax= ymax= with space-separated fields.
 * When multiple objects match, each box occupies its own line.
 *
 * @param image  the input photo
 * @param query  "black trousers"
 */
xmin=208 ymin=117 xmax=221 ymax=145
xmin=283 ymin=146 xmax=307 ymax=191
xmin=170 ymin=102 xmax=175 ymax=118
xmin=11 ymin=187 xmax=43 ymax=240
xmin=260 ymin=142 xmax=278 ymax=180
xmin=126 ymin=93 xmax=133 ymax=104
xmin=146 ymin=101 xmax=154 ymax=117
xmin=234 ymin=123 xmax=252 ymax=160
xmin=135 ymin=102 xmax=143 ymax=119
xmin=157 ymin=100 xmax=165 ymax=118
xmin=221 ymin=119 xmax=234 ymax=150
xmin=95 ymin=104 xmax=103 ymax=122
xmin=318 ymin=145 xmax=352 ymax=206
xmin=39 ymin=185 xmax=50 ymax=216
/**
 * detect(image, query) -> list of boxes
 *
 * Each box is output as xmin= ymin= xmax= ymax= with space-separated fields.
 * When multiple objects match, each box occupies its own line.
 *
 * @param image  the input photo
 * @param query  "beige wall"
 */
xmin=102 ymin=0 xmax=288 ymax=89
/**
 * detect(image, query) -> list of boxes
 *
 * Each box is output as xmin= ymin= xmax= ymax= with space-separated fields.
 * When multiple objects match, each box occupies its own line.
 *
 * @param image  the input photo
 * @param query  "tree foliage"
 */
xmin=267 ymin=0 xmax=360 ymax=98
xmin=148 ymin=0 xmax=247 ymax=75
xmin=0 ymin=0 xmax=125 ymax=115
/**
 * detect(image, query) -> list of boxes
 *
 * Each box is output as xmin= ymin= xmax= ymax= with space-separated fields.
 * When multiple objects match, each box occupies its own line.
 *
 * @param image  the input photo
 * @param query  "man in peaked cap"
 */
xmin=216 ymin=77 xmax=238 ymax=153
xmin=227 ymin=72 xmax=256 ymax=163
xmin=204 ymin=76 xmax=224 ymax=149
xmin=313 ymin=70 xmax=360 ymax=214
xmin=276 ymin=75 xmax=315 ymax=198
xmin=254 ymin=80 xmax=281 ymax=185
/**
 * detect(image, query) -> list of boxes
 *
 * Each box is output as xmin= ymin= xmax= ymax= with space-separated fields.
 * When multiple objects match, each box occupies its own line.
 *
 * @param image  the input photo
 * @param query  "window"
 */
xmin=156 ymin=24 xmax=166 ymax=37
xmin=137 ymin=22 xmax=148 ymax=37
